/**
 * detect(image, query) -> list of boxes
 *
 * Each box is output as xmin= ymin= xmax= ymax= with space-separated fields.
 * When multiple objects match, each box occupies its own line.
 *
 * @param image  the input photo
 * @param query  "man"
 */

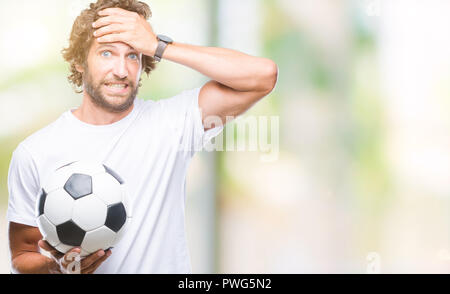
xmin=7 ymin=0 xmax=277 ymax=274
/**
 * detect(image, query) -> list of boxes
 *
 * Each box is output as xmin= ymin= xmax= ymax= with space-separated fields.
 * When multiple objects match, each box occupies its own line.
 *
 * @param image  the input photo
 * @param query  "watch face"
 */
xmin=157 ymin=35 xmax=173 ymax=44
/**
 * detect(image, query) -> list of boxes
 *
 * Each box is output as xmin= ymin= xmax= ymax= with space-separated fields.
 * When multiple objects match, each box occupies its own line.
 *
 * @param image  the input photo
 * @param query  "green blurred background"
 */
xmin=1 ymin=0 xmax=450 ymax=273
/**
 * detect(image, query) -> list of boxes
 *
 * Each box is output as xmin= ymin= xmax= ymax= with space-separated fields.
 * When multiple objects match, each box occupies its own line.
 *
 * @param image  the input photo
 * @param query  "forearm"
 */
xmin=12 ymin=252 xmax=58 ymax=274
xmin=160 ymin=42 xmax=277 ymax=92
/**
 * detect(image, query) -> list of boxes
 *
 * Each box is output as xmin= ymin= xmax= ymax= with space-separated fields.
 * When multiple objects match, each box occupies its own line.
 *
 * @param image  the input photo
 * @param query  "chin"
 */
xmin=86 ymin=82 xmax=137 ymax=113
xmin=101 ymin=91 xmax=129 ymax=102
xmin=106 ymin=95 xmax=135 ymax=112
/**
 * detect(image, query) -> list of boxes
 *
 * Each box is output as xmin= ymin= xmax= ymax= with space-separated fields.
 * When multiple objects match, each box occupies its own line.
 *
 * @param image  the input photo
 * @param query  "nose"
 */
xmin=112 ymin=57 xmax=128 ymax=79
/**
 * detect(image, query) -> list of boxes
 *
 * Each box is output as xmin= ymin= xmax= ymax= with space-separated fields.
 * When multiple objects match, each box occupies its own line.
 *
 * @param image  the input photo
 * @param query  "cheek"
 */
xmin=129 ymin=63 xmax=142 ymax=83
xmin=89 ymin=59 xmax=112 ymax=81
xmin=95 ymin=58 xmax=113 ymax=72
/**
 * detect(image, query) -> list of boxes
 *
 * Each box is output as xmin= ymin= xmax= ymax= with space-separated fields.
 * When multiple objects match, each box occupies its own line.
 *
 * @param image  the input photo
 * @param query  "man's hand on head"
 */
xmin=93 ymin=7 xmax=158 ymax=57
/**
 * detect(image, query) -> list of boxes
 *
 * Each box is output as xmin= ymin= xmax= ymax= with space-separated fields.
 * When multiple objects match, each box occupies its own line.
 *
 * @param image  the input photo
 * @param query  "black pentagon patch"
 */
xmin=56 ymin=220 xmax=86 ymax=246
xmin=64 ymin=173 xmax=92 ymax=200
xmin=103 ymin=164 xmax=124 ymax=184
xmin=37 ymin=189 xmax=47 ymax=216
xmin=105 ymin=203 xmax=127 ymax=232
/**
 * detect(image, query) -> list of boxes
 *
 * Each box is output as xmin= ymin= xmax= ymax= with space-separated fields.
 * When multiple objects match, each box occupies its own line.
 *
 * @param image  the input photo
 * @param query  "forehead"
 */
xmin=91 ymin=39 xmax=137 ymax=52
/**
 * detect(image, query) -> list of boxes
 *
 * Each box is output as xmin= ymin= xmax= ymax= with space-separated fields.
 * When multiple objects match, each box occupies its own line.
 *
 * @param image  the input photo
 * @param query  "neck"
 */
xmin=72 ymin=93 xmax=134 ymax=125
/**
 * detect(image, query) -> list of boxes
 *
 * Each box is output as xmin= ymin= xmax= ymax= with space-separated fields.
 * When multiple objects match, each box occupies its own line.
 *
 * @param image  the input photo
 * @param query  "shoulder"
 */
xmin=11 ymin=142 xmax=34 ymax=165
xmin=159 ymin=88 xmax=200 ymax=107
xmin=18 ymin=113 xmax=67 ymax=157
xmin=152 ymin=88 xmax=201 ymax=129
xmin=157 ymin=88 xmax=201 ymax=119
xmin=134 ymin=96 xmax=160 ymax=116
xmin=9 ymin=141 xmax=40 ymax=190
xmin=135 ymin=88 xmax=201 ymax=115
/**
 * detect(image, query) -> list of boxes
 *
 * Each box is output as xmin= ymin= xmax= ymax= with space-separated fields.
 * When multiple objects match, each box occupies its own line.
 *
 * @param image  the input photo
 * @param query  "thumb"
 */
xmin=38 ymin=239 xmax=51 ymax=251
xmin=38 ymin=239 xmax=64 ymax=260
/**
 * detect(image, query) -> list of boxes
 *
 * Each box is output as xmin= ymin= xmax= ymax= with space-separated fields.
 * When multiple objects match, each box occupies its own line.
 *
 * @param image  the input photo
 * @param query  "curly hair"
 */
xmin=62 ymin=0 xmax=157 ymax=93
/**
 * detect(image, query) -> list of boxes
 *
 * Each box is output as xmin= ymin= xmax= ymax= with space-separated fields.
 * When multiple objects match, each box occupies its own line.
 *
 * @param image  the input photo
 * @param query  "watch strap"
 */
xmin=154 ymin=40 xmax=169 ymax=62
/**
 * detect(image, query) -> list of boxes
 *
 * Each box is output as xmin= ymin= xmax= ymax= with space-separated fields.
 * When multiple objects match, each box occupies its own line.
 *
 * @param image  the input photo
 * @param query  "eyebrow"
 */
xmin=96 ymin=44 xmax=139 ymax=54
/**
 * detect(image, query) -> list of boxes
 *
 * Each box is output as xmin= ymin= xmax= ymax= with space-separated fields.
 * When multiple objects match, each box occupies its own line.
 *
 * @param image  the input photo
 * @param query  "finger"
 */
xmin=93 ymin=15 xmax=128 ymax=28
xmin=38 ymin=240 xmax=64 ymax=260
xmin=96 ymin=33 xmax=128 ymax=44
xmin=94 ymin=24 xmax=128 ymax=38
xmin=82 ymin=250 xmax=112 ymax=274
xmin=83 ymin=250 xmax=112 ymax=274
xmin=80 ymin=250 xmax=106 ymax=269
xmin=60 ymin=247 xmax=81 ymax=269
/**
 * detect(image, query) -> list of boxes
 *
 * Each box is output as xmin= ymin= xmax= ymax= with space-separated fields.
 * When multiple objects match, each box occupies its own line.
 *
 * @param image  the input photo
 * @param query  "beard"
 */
xmin=83 ymin=66 xmax=139 ymax=113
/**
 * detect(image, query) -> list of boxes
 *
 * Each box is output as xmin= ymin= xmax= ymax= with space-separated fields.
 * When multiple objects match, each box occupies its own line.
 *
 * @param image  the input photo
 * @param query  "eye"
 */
xmin=101 ymin=50 xmax=112 ymax=57
xmin=128 ymin=53 xmax=138 ymax=60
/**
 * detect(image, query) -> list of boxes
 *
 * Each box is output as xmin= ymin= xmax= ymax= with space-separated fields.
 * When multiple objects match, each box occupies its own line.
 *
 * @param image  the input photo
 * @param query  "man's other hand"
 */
xmin=38 ymin=240 xmax=112 ymax=274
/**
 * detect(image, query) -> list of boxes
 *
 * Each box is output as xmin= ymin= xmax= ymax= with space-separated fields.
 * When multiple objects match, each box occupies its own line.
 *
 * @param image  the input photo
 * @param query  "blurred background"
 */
xmin=1 ymin=0 xmax=450 ymax=273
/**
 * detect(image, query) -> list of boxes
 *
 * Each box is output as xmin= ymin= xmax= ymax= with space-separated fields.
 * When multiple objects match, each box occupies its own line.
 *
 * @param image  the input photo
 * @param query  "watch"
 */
xmin=154 ymin=34 xmax=173 ymax=62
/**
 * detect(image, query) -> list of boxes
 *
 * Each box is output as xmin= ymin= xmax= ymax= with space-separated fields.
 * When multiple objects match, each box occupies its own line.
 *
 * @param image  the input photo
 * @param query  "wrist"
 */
xmin=46 ymin=257 xmax=63 ymax=274
xmin=146 ymin=35 xmax=159 ymax=57
xmin=153 ymin=34 xmax=174 ymax=62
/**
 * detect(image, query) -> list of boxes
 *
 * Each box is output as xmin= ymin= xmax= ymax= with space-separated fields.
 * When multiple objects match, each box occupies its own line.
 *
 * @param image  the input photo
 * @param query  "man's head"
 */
xmin=62 ymin=0 xmax=156 ymax=112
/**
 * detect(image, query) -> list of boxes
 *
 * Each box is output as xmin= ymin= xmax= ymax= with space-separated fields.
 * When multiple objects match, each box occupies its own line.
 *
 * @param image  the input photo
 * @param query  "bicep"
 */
xmin=199 ymin=80 xmax=271 ymax=130
xmin=9 ymin=222 xmax=42 ymax=260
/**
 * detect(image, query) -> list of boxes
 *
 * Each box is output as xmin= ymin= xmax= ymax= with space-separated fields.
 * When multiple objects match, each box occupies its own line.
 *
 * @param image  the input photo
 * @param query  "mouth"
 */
xmin=103 ymin=82 xmax=130 ymax=94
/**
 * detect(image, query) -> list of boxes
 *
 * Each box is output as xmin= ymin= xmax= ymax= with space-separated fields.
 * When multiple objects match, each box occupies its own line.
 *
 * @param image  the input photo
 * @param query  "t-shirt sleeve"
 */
xmin=161 ymin=87 xmax=224 ymax=157
xmin=6 ymin=144 xmax=40 ymax=227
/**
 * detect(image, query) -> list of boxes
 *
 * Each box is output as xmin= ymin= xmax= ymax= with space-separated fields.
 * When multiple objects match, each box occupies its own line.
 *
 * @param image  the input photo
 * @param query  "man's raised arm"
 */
xmin=92 ymin=7 xmax=278 ymax=128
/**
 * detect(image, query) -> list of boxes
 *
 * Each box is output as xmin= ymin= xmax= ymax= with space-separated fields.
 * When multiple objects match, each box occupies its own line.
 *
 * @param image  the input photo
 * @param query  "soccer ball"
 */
xmin=35 ymin=160 xmax=132 ymax=257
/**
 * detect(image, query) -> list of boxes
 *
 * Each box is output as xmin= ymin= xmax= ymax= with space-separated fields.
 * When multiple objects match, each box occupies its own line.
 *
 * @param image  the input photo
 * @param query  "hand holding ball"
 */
xmin=35 ymin=161 xmax=132 ymax=257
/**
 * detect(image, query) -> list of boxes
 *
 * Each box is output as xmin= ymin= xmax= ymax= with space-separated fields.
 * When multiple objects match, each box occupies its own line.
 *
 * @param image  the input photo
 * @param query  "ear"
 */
xmin=75 ymin=64 xmax=84 ymax=73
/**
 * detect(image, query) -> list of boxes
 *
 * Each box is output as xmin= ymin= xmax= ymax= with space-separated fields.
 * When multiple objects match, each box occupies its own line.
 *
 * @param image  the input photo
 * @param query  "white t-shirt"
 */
xmin=6 ymin=87 xmax=223 ymax=274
